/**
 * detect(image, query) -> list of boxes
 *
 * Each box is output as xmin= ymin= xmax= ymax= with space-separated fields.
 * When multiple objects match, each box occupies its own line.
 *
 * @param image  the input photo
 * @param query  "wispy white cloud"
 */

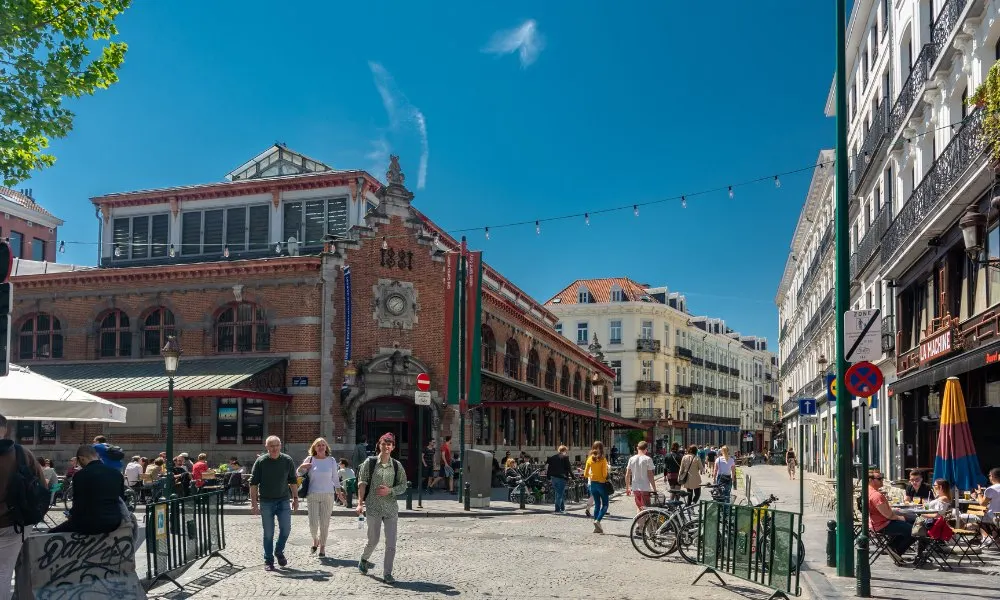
xmin=483 ymin=19 xmax=544 ymax=68
xmin=368 ymin=61 xmax=428 ymax=189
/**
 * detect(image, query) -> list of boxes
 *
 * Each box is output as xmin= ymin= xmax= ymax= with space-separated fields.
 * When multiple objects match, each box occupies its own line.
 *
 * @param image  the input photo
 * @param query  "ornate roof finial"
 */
xmin=387 ymin=155 xmax=405 ymax=186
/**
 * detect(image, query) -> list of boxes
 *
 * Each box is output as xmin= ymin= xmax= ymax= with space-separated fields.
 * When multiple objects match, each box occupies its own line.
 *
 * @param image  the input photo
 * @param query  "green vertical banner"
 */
xmin=466 ymin=251 xmax=483 ymax=405
xmin=444 ymin=251 xmax=461 ymax=405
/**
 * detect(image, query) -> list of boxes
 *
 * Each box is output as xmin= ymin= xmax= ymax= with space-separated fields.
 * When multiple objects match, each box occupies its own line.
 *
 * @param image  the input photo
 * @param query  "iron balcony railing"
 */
xmin=691 ymin=356 xmax=704 ymax=367
xmin=636 ymin=380 xmax=662 ymax=394
xmin=634 ymin=407 xmax=663 ymax=421
xmin=731 ymin=368 xmax=740 ymax=377
xmin=881 ymin=108 xmax=986 ymax=265
xmin=636 ymin=338 xmax=661 ymax=353
xmin=689 ymin=414 xmax=741 ymax=426
xmin=719 ymin=365 xmax=731 ymax=375
xmin=852 ymin=97 xmax=891 ymax=193
xmin=731 ymin=392 xmax=740 ymax=400
xmin=705 ymin=360 xmax=718 ymax=371
xmin=719 ymin=390 xmax=731 ymax=398
xmin=705 ymin=386 xmax=718 ymax=396
xmin=675 ymin=346 xmax=693 ymax=360
xmin=850 ymin=205 xmax=893 ymax=279
xmin=763 ymin=394 xmax=775 ymax=403
xmin=691 ymin=383 xmax=705 ymax=393
xmin=675 ymin=385 xmax=693 ymax=397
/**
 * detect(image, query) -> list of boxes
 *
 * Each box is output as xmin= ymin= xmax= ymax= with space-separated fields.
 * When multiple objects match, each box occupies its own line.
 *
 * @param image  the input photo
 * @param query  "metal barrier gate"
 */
xmin=694 ymin=501 xmax=802 ymax=599
xmin=144 ymin=489 xmax=234 ymax=591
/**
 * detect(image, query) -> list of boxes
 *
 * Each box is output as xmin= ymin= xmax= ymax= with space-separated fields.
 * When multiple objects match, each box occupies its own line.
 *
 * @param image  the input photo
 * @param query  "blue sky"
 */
xmin=21 ymin=1 xmax=839 ymax=342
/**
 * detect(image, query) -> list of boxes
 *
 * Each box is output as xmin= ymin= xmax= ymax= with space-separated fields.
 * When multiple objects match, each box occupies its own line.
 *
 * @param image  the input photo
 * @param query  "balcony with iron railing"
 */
xmin=731 ymin=392 xmax=740 ymax=400
xmin=719 ymin=365 xmax=731 ymax=375
xmin=689 ymin=414 xmax=741 ymax=426
xmin=636 ymin=380 xmax=662 ymax=394
xmin=705 ymin=360 xmax=718 ymax=371
xmin=719 ymin=390 xmax=730 ymax=399
xmin=705 ymin=386 xmax=718 ymax=396
xmin=763 ymin=394 xmax=775 ymax=403
xmin=888 ymin=43 xmax=936 ymax=142
xmin=852 ymin=98 xmax=891 ymax=194
xmin=732 ymin=368 xmax=740 ymax=377
xmin=675 ymin=385 xmax=693 ymax=397
xmin=850 ymin=205 xmax=893 ymax=279
xmin=691 ymin=383 xmax=704 ymax=393
xmin=634 ymin=407 xmax=664 ymax=421
xmin=691 ymin=356 xmax=704 ymax=367
xmin=636 ymin=338 xmax=661 ymax=353
xmin=881 ymin=108 xmax=986 ymax=266
xmin=675 ymin=346 xmax=693 ymax=360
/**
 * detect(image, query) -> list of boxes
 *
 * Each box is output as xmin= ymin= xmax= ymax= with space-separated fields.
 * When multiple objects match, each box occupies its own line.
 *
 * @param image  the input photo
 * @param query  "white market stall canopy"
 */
xmin=0 ymin=364 xmax=127 ymax=423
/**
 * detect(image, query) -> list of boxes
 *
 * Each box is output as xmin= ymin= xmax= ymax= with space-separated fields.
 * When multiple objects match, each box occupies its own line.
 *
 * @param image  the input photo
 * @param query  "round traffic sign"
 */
xmin=845 ymin=361 xmax=883 ymax=398
xmin=416 ymin=372 xmax=431 ymax=392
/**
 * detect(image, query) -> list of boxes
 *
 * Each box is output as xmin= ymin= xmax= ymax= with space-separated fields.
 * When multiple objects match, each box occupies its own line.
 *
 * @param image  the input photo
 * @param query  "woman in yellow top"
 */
xmin=583 ymin=441 xmax=610 ymax=534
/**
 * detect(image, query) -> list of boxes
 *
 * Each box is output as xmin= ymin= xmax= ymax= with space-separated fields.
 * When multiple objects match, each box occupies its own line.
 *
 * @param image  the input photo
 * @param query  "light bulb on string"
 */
xmin=168 ymin=244 xmax=176 ymax=258
xmin=485 ymin=227 xmax=490 ymax=240
xmin=58 ymin=241 xmax=65 ymax=254
xmin=681 ymin=196 xmax=687 ymax=209
xmin=114 ymin=246 xmax=122 ymax=258
xmin=633 ymin=205 xmax=639 ymax=217
xmin=223 ymin=245 xmax=230 ymax=258
xmin=535 ymin=221 xmax=541 ymax=235
xmin=381 ymin=237 xmax=388 ymax=250
xmin=585 ymin=213 xmax=590 ymax=226
xmin=728 ymin=186 xmax=734 ymax=199
xmin=275 ymin=242 xmax=281 ymax=254
xmin=774 ymin=175 xmax=781 ymax=188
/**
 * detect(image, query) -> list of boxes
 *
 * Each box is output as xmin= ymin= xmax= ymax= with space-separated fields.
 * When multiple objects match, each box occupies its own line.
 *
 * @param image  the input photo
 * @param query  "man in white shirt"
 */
xmin=124 ymin=455 xmax=143 ymax=488
xmin=625 ymin=441 xmax=657 ymax=514
xmin=977 ymin=467 xmax=1000 ymax=518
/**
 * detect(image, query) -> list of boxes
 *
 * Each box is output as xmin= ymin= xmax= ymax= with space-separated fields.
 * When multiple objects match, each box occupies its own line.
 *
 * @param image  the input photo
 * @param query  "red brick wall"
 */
xmin=5 ymin=219 xmax=58 ymax=262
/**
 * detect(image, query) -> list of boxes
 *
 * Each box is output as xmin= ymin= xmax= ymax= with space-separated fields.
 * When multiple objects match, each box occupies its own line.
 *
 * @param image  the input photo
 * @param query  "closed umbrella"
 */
xmin=932 ymin=377 xmax=986 ymax=491
xmin=0 ymin=364 xmax=126 ymax=422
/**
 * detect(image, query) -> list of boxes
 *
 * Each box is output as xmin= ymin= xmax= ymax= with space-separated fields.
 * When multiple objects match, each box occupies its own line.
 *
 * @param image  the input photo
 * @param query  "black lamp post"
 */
xmin=959 ymin=196 xmax=1000 ymax=266
xmin=162 ymin=336 xmax=180 ymax=497
xmin=591 ymin=372 xmax=603 ymax=442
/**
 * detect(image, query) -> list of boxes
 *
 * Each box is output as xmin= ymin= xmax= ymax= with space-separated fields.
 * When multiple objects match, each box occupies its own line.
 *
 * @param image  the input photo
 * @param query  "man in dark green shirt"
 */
xmin=250 ymin=435 xmax=298 ymax=571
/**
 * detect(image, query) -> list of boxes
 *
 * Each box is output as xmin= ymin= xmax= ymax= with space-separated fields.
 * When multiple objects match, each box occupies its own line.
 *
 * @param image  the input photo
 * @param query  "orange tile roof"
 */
xmin=545 ymin=277 xmax=653 ymax=305
xmin=0 ymin=186 xmax=58 ymax=219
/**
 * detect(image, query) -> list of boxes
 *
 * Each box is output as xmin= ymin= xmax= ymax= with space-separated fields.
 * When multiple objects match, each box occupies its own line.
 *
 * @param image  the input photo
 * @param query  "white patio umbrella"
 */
xmin=0 ymin=364 xmax=127 ymax=422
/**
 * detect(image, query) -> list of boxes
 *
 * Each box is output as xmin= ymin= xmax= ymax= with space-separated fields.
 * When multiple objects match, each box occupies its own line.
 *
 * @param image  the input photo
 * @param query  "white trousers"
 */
xmin=0 ymin=525 xmax=23 ymax=600
xmin=307 ymin=492 xmax=335 ymax=546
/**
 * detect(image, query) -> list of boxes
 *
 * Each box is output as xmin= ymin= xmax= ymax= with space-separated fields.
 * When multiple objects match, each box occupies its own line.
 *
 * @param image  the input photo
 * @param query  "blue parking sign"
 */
xmin=798 ymin=398 xmax=817 ymax=416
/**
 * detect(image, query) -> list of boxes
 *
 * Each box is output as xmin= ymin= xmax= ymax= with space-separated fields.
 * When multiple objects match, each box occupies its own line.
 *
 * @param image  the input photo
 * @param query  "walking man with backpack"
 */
xmin=0 ymin=413 xmax=50 ymax=600
xmin=356 ymin=432 xmax=408 ymax=584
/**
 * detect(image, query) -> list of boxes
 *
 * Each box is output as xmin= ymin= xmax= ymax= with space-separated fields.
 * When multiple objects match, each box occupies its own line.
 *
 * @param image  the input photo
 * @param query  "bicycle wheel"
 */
xmin=675 ymin=519 xmax=701 ymax=564
xmin=124 ymin=488 xmax=137 ymax=512
xmin=62 ymin=483 xmax=73 ymax=511
xmin=630 ymin=510 xmax=669 ymax=558
xmin=792 ymin=533 xmax=806 ymax=570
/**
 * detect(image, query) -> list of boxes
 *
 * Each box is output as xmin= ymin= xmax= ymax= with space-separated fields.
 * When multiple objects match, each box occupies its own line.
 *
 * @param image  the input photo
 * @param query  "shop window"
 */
xmin=242 ymin=399 xmax=265 ymax=445
xmin=986 ymin=370 xmax=1000 ymax=408
xmin=481 ymin=325 xmax=496 ymax=371
xmin=560 ymin=366 xmax=570 ymax=396
xmin=544 ymin=358 xmax=556 ymax=391
xmin=504 ymin=338 xmax=521 ymax=379
xmin=38 ymin=421 xmax=57 ymax=444
xmin=526 ymin=349 xmax=540 ymax=386
xmin=18 ymin=313 xmax=63 ymax=360
xmin=98 ymin=309 xmax=131 ymax=357
xmin=216 ymin=398 xmax=239 ymax=444
xmin=16 ymin=421 xmax=36 ymax=444
xmin=573 ymin=372 xmax=582 ymax=400
xmin=988 ymin=225 xmax=1000 ymax=307
xmin=141 ymin=307 xmax=176 ymax=356
xmin=216 ymin=302 xmax=269 ymax=353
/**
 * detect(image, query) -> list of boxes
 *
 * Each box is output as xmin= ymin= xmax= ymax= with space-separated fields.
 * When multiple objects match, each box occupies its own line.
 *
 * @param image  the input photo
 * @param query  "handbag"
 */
xmin=298 ymin=457 xmax=312 ymax=499
xmin=677 ymin=456 xmax=691 ymax=486
xmin=603 ymin=479 xmax=615 ymax=494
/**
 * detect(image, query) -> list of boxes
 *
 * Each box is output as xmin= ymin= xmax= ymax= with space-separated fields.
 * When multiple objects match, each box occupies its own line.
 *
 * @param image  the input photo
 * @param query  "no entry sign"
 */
xmin=845 ymin=361 xmax=883 ymax=398
xmin=416 ymin=372 xmax=431 ymax=392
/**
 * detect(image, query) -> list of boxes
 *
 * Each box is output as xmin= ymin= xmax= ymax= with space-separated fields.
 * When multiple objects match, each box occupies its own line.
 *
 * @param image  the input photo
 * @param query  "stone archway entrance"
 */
xmin=355 ymin=396 xmax=436 ymax=479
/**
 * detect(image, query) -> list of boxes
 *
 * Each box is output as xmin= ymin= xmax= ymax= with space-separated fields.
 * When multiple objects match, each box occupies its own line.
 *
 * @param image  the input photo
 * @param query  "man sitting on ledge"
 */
xmin=51 ymin=444 xmax=126 ymax=535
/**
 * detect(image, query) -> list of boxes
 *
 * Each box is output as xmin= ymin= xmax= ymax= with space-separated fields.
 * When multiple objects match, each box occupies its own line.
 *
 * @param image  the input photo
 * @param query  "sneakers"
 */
xmin=275 ymin=552 xmax=287 ymax=567
xmin=585 ymin=508 xmax=592 ymax=518
xmin=593 ymin=521 xmax=603 ymax=534
xmin=264 ymin=563 xmax=276 ymax=572
xmin=358 ymin=558 xmax=375 ymax=574
xmin=383 ymin=574 xmax=396 ymax=585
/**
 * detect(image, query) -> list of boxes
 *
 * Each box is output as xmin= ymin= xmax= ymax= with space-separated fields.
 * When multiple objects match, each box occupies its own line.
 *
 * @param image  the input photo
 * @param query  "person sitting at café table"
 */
xmin=904 ymin=471 xmax=933 ymax=503
xmin=50 ymin=445 xmax=125 ymax=535
xmin=925 ymin=479 xmax=953 ymax=512
xmin=868 ymin=471 xmax=915 ymax=559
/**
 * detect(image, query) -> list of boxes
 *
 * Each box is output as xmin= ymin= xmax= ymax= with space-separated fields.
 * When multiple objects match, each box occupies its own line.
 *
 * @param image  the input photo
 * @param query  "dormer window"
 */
xmin=577 ymin=287 xmax=592 ymax=303
xmin=610 ymin=285 xmax=623 ymax=302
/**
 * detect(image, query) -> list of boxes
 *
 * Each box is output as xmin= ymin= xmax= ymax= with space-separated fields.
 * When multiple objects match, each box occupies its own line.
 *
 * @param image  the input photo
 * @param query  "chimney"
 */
xmin=19 ymin=188 xmax=32 ymax=199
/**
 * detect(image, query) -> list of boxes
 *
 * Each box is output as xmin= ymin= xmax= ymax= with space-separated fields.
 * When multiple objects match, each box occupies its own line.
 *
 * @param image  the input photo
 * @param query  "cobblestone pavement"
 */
xmin=140 ymin=494 xmax=791 ymax=600
xmin=744 ymin=465 xmax=1000 ymax=599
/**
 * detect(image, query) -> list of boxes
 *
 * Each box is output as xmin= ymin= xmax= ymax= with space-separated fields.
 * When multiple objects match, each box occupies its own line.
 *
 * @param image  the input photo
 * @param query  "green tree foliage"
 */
xmin=1 ymin=0 xmax=132 ymax=186
xmin=970 ymin=61 xmax=1000 ymax=163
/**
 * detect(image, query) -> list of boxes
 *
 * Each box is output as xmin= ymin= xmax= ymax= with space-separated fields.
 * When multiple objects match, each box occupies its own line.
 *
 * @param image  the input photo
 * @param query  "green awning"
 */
xmin=29 ymin=357 xmax=286 ymax=395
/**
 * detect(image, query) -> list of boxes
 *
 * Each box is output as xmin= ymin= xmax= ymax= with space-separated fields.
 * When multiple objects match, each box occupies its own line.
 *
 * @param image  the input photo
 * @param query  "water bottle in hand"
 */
xmin=357 ymin=514 xmax=365 ymax=529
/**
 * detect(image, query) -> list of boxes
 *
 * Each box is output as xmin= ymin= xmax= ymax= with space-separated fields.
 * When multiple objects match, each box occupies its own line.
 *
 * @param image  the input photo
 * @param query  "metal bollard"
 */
xmin=405 ymin=482 xmax=413 ymax=510
xmin=519 ymin=485 xmax=526 ymax=510
xmin=826 ymin=520 xmax=838 ymax=568
xmin=345 ymin=489 xmax=353 ymax=509
xmin=573 ymin=481 xmax=580 ymax=503
xmin=855 ymin=535 xmax=870 ymax=598
xmin=463 ymin=482 xmax=471 ymax=511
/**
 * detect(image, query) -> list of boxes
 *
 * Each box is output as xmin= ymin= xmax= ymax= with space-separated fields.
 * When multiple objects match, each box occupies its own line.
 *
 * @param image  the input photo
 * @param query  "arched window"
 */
xmin=560 ymin=366 xmax=570 ymax=396
xmin=18 ymin=314 xmax=63 ymax=360
xmin=481 ymin=324 xmax=496 ymax=371
xmin=141 ymin=307 xmax=176 ymax=356
xmin=544 ymin=357 xmax=556 ymax=391
xmin=97 ymin=310 xmax=131 ymax=357
xmin=216 ymin=302 xmax=269 ymax=353
xmin=585 ymin=380 xmax=592 ymax=403
xmin=504 ymin=338 xmax=520 ymax=379
xmin=573 ymin=372 xmax=582 ymax=400
xmin=526 ymin=349 xmax=540 ymax=386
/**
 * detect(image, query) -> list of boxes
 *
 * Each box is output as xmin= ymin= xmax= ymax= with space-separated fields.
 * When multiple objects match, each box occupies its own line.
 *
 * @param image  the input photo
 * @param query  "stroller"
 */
xmin=505 ymin=463 xmax=552 ymax=504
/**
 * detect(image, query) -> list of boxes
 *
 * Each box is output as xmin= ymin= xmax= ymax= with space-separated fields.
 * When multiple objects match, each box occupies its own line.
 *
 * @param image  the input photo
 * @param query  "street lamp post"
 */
xmin=591 ymin=372 xmax=603 ymax=443
xmin=161 ymin=336 xmax=180 ymax=498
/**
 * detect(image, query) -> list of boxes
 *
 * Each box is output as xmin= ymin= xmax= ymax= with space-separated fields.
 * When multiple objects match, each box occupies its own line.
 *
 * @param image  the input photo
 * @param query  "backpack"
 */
xmin=105 ymin=445 xmax=126 ymax=462
xmin=361 ymin=456 xmax=403 ymax=501
xmin=4 ymin=445 xmax=50 ymax=532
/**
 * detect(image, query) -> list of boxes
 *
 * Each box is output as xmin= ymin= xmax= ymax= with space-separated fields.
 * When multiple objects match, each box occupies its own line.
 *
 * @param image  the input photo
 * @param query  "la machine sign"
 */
xmin=919 ymin=329 xmax=953 ymax=365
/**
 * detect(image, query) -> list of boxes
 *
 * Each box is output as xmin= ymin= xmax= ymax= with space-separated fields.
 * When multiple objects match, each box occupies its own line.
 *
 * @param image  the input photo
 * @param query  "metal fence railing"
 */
xmin=694 ymin=501 xmax=802 ymax=599
xmin=144 ymin=489 xmax=234 ymax=592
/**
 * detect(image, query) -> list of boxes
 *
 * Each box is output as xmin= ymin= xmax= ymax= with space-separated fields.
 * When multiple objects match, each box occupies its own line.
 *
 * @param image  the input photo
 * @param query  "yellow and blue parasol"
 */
xmin=932 ymin=377 xmax=987 ymax=490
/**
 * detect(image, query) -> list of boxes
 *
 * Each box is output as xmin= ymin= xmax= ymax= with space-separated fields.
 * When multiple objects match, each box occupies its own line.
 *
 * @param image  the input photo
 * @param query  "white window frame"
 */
xmin=576 ymin=322 xmax=589 ymax=344
xmin=609 ymin=320 xmax=622 ymax=344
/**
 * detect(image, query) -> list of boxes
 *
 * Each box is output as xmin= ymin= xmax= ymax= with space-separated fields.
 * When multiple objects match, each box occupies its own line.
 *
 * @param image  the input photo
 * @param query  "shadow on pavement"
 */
xmin=272 ymin=567 xmax=333 ymax=582
xmin=318 ymin=556 xmax=358 ymax=568
xmin=152 ymin=565 xmax=244 ymax=600
xmin=387 ymin=579 xmax=460 ymax=595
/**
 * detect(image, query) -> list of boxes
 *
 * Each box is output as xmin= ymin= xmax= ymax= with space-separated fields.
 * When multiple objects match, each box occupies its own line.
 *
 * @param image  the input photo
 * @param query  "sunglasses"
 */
xmin=871 ymin=476 xmax=884 ymax=481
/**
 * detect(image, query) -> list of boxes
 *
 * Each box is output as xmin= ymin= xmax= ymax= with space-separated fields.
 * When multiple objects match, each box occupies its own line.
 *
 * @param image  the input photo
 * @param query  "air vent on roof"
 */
xmin=552 ymin=298 xmax=561 ymax=303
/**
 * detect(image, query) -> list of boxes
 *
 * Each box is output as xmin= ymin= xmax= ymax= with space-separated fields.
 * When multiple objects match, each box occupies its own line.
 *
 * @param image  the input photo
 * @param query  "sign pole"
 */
xmin=799 ymin=415 xmax=805 ymax=523
xmin=458 ymin=238 xmax=467 ymax=504
xmin=858 ymin=401 xmax=871 ymax=596
xmin=834 ymin=0 xmax=855 ymax=576
xmin=417 ymin=405 xmax=424 ymax=508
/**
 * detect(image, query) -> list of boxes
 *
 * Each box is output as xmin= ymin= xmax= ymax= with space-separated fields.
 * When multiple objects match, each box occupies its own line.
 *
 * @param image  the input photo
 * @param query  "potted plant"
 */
xmin=970 ymin=60 xmax=1000 ymax=164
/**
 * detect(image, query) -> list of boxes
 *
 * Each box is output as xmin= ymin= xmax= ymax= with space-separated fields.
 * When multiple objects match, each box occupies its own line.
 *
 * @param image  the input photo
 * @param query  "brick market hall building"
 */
xmin=8 ymin=146 xmax=636 ymax=475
